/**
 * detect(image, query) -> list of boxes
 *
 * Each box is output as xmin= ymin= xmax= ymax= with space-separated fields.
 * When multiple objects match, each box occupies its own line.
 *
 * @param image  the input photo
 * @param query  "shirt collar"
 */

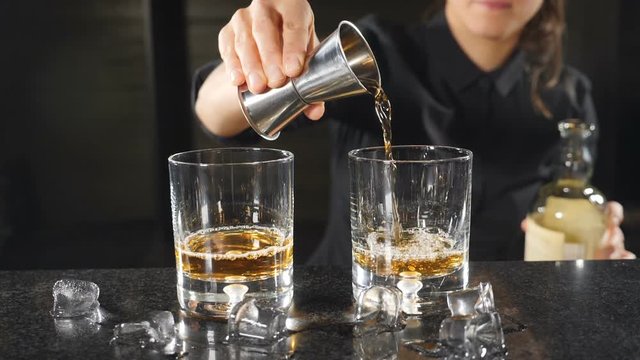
xmin=492 ymin=50 xmax=525 ymax=96
xmin=422 ymin=11 xmax=525 ymax=97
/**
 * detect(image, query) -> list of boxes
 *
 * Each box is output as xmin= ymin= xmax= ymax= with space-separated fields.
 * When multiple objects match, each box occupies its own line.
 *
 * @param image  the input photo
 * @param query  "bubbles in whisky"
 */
xmin=353 ymin=227 xmax=465 ymax=277
xmin=175 ymin=226 xmax=293 ymax=281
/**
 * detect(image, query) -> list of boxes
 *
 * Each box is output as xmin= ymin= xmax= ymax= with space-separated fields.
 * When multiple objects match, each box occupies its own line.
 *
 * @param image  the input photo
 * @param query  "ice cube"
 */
xmin=398 ymin=318 xmax=449 ymax=358
xmin=85 ymin=307 xmax=116 ymax=326
xmin=466 ymin=312 xmax=505 ymax=354
xmin=446 ymin=282 xmax=495 ymax=317
xmin=51 ymin=279 xmax=100 ymax=318
xmin=54 ymin=318 xmax=101 ymax=339
xmin=149 ymin=311 xmax=176 ymax=343
xmin=439 ymin=316 xmax=472 ymax=349
xmin=354 ymin=285 xmax=404 ymax=335
xmin=475 ymin=282 xmax=495 ymax=314
xmin=111 ymin=321 xmax=160 ymax=348
xmin=439 ymin=312 xmax=506 ymax=359
xmin=111 ymin=313 xmax=180 ymax=357
xmin=176 ymin=310 xmax=229 ymax=346
xmin=353 ymin=327 xmax=399 ymax=359
xmin=227 ymin=298 xmax=289 ymax=344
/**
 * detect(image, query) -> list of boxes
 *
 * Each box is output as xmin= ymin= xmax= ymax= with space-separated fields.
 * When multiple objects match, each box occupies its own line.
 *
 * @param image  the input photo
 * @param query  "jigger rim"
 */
xmin=336 ymin=20 xmax=382 ymax=93
xmin=237 ymin=83 xmax=281 ymax=141
xmin=349 ymin=145 xmax=473 ymax=164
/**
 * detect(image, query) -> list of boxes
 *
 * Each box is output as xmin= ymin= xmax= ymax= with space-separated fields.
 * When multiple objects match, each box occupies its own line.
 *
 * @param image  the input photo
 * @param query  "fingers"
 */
xmin=595 ymin=225 xmax=636 ymax=260
xmin=618 ymin=250 xmax=637 ymax=260
xmin=251 ymin=5 xmax=286 ymax=88
xmin=595 ymin=227 xmax=621 ymax=259
xmin=596 ymin=201 xmax=633 ymax=260
xmin=303 ymin=102 xmax=325 ymax=120
xmin=605 ymin=201 xmax=624 ymax=227
xmin=231 ymin=8 xmax=267 ymax=93
xmin=280 ymin=4 xmax=314 ymax=77
xmin=608 ymin=247 xmax=636 ymax=260
xmin=219 ymin=1 xmax=316 ymax=93
xmin=520 ymin=218 xmax=528 ymax=232
xmin=218 ymin=25 xmax=245 ymax=86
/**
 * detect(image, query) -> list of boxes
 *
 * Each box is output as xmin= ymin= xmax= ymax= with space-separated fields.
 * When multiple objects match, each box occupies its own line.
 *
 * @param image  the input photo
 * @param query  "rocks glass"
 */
xmin=350 ymin=145 xmax=472 ymax=314
xmin=169 ymin=148 xmax=294 ymax=318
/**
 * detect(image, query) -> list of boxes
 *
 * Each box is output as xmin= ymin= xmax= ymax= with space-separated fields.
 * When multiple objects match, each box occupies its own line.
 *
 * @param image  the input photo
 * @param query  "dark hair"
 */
xmin=424 ymin=0 xmax=567 ymax=118
xmin=520 ymin=0 xmax=566 ymax=118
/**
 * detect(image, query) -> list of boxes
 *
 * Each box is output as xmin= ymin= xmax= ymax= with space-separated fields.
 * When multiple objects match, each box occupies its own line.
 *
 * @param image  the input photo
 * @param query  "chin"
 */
xmin=467 ymin=19 xmax=520 ymax=41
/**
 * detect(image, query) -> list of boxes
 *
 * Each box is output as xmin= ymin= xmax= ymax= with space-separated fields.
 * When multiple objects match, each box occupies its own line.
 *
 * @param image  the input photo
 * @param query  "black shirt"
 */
xmin=193 ymin=13 xmax=597 ymax=265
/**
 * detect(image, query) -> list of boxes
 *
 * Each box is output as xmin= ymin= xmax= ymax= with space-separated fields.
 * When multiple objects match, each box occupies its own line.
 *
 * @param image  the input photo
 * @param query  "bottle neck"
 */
xmin=556 ymin=132 xmax=593 ymax=182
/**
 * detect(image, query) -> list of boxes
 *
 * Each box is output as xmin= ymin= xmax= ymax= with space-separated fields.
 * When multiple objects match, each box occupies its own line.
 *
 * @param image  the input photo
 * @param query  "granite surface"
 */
xmin=1 ymin=261 xmax=639 ymax=359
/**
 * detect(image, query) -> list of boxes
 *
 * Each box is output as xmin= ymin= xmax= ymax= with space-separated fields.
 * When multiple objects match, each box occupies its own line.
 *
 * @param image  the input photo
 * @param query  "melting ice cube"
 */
xmin=354 ymin=285 xmax=405 ymax=336
xmin=111 ymin=321 xmax=159 ymax=347
xmin=446 ymin=282 xmax=495 ymax=317
xmin=228 ymin=298 xmax=289 ymax=344
xmin=439 ymin=312 xmax=506 ymax=359
xmin=51 ymin=279 xmax=100 ymax=318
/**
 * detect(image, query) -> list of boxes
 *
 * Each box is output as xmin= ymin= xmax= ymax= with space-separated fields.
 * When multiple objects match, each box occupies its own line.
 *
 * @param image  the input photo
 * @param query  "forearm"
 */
xmin=194 ymin=63 xmax=250 ymax=138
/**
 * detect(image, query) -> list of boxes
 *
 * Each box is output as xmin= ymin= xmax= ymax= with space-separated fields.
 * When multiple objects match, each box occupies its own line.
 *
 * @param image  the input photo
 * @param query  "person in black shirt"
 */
xmin=192 ymin=0 xmax=635 ymax=263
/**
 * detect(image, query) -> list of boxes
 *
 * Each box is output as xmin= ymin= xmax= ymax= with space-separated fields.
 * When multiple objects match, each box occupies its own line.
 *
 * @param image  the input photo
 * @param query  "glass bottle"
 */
xmin=524 ymin=119 xmax=606 ymax=260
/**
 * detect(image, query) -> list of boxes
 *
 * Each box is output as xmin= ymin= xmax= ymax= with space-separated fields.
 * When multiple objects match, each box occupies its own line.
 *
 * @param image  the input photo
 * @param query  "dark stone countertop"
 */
xmin=1 ymin=261 xmax=639 ymax=359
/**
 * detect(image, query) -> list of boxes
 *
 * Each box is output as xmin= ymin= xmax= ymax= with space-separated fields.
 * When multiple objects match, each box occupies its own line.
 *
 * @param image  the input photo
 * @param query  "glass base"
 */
xmin=177 ymin=267 xmax=293 ymax=319
xmin=352 ymin=261 xmax=468 ymax=315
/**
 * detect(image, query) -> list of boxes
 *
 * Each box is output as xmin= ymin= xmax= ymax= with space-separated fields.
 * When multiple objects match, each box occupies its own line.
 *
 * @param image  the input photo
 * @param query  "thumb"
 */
xmin=303 ymin=102 xmax=325 ymax=120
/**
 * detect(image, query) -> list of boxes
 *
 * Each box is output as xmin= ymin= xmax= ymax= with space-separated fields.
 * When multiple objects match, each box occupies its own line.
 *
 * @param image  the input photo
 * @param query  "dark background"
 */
xmin=0 ymin=0 xmax=638 ymax=270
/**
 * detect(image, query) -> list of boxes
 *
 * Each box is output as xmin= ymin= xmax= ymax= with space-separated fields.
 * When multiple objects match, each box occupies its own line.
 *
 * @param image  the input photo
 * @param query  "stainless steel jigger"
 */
xmin=237 ymin=20 xmax=381 ymax=140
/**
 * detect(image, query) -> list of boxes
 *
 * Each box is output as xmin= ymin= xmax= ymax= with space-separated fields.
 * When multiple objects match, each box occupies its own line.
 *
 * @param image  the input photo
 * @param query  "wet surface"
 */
xmin=1 ymin=262 xmax=639 ymax=358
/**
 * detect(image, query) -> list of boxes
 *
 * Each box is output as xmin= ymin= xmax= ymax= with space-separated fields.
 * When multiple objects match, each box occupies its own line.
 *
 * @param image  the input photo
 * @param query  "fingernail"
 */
xmin=248 ymin=72 xmax=264 ymax=90
xmin=284 ymin=56 xmax=302 ymax=76
xmin=229 ymin=69 xmax=242 ymax=85
xmin=267 ymin=65 xmax=285 ymax=85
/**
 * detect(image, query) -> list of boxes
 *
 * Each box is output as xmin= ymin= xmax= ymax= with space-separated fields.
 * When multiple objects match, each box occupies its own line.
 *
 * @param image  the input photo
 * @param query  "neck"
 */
xmin=444 ymin=6 xmax=520 ymax=72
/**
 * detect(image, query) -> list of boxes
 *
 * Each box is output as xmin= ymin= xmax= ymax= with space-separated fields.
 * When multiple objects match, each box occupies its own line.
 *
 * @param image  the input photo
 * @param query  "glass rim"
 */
xmin=348 ymin=145 xmax=472 ymax=164
xmin=168 ymin=147 xmax=294 ymax=166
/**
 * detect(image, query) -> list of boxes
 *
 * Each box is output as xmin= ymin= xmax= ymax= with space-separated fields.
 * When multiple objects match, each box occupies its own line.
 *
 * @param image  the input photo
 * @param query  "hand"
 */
xmin=521 ymin=201 xmax=636 ymax=260
xmin=218 ymin=0 xmax=325 ymax=120
xmin=594 ymin=201 xmax=636 ymax=260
